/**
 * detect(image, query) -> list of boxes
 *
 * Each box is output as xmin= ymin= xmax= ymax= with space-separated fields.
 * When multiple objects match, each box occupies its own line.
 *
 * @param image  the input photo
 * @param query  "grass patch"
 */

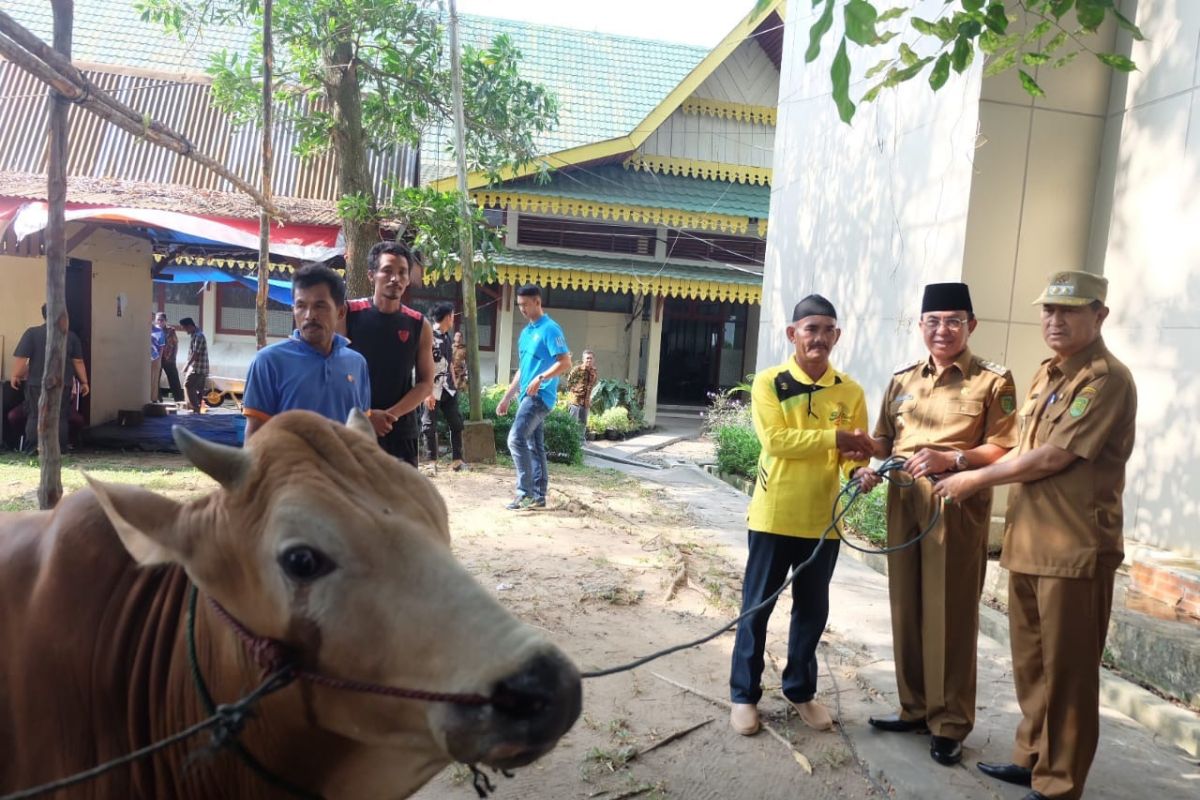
xmin=0 ymin=451 xmax=210 ymax=509
xmin=840 ymin=480 xmax=887 ymax=546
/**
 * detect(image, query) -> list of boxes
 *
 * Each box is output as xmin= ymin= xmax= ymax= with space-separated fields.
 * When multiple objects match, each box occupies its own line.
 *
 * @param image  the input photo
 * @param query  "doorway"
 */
xmin=657 ymin=298 xmax=749 ymax=405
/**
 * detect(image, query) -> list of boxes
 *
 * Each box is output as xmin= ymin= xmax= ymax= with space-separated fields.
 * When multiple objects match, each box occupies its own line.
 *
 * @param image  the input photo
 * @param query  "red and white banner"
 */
xmin=8 ymin=202 xmax=343 ymax=262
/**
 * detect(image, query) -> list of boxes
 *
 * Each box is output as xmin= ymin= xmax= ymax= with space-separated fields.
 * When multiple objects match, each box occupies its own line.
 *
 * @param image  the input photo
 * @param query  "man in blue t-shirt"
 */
xmin=497 ymin=285 xmax=572 ymax=510
xmin=243 ymin=264 xmax=371 ymax=439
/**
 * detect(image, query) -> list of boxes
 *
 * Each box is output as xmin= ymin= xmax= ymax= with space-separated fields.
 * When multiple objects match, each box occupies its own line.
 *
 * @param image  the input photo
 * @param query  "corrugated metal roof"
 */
xmin=500 ymin=165 xmax=770 ymax=220
xmin=0 ymin=60 xmax=415 ymax=202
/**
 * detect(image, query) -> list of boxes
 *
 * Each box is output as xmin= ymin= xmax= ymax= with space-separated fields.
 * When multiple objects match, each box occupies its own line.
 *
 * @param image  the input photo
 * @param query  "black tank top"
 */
xmin=346 ymin=299 xmax=424 ymax=436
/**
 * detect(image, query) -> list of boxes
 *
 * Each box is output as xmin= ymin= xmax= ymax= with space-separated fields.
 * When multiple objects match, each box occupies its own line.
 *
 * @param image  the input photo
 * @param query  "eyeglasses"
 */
xmin=921 ymin=316 xmax=968 ymax=332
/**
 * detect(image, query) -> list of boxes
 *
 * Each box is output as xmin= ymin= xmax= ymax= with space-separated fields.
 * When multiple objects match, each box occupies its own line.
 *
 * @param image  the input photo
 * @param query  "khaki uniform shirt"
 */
xmin=874 ymin=348 xmax=1019 ymax=458
xmin=1001 ymin=337 xmax=1136 ymax=579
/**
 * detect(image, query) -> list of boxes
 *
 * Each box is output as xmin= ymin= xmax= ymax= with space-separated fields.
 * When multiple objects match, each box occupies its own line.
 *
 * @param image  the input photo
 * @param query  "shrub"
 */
xmin=713 ymin=423 xmax=761 ymax=479
xmin=476 ymin=384 xmax=581 ymax=464
xmin=701 ymin=391 xmax=752 ymax=436
xmin=840 ymin=480 xmax=887 ymax=546
xmin=593 ymin=406 xmax=632 ymax=434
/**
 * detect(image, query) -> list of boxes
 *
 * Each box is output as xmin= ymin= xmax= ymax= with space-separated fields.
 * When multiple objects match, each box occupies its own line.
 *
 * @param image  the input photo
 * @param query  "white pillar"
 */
xmin=494 ymin=283 xmax=514 ymax=384
xmin=201 ymin=282 xmax=217 ymax=339
xmin=626 ymin=293 xmax=642 ymax=384
xmin=643 ymin=295 xmax=664 ymax=426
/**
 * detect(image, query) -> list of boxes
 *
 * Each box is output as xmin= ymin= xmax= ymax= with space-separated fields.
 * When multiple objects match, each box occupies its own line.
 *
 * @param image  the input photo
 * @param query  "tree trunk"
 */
xmin=38 ymin=0 xmax=72 ymax=510
xmin=448 ymin=0 xmax=483 ymax=422
xmin=327 ymin=41 xmax=376 ymax=299
xmin=256 ymin=0 xmax=273 ymax=349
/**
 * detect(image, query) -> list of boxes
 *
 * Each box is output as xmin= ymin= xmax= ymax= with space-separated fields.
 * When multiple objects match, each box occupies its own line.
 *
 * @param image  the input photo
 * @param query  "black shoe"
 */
xmin=930 ymin=735 xmax=962 ymax=766
xmin=1022 ymin=793 xmax=1048 ymax=800
xmin=977 ymin=762 xmax=1033 ymax=787
xmin=867 ymin=713 xmax=928 ymax=733
xmin=530 ymin=497 xmax=546 ymax=509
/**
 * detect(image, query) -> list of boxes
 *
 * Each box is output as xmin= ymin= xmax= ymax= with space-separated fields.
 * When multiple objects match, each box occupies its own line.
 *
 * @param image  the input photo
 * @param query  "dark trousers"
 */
xmin=730 ymin=531 xmax=840 ymax=705
xmin=161 ymin=360 xmax=183 ymax=401
xmin=22 ymin=383 xmax=69 ymax=453
xmin=184 ymin=372 xmax=206 ymax=412
xmin=421 ymin=393 xmax=464 ymax=461
xmin=379 ymin=423 xmax=419 ymax=468
xmin=568 ymin=403 xmax=588 ymax=441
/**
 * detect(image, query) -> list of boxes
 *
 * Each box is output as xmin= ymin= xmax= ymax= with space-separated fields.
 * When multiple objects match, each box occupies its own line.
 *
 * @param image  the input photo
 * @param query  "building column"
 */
xmin=743 ymin=302 xmax=761 ymax=376
xmin=643 ymin=295 xmax=664 ymax=427
xmin=201 ymin=282 xmax=217 ymax=340
xmin=626 ymin=293 xmax=642 ymax=385
xmin=494 ymin=283 xmax=515 ymax=385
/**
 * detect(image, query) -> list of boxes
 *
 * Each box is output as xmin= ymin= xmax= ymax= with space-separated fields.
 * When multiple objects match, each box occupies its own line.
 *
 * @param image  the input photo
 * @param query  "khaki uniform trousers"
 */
xmin=886 ymin=477 xmax=990 ymax=740
xmin=1009 ymin=570 xmax=1114 ymax=800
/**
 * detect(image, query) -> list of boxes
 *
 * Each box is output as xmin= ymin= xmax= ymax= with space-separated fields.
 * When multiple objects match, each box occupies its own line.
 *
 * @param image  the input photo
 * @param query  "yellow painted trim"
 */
xmin=432 ymin=0 xmax=784 ymax=192
xmin=681 ymin=97 xmax=776 ymax=126
xmin=626 ymin=154 xmax=772 ymax=186
xmin=479 ymin=266 xmax=760 ymax=304
xmin=477 ymin=191 xmax=756 ymax=235
xmin=153 ymin=253 xmax=299 ymax=275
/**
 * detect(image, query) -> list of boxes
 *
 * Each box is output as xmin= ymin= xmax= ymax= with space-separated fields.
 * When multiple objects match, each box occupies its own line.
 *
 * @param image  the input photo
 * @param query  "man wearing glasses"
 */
xmin=858 ymin=282 xmax=1018 ymax=767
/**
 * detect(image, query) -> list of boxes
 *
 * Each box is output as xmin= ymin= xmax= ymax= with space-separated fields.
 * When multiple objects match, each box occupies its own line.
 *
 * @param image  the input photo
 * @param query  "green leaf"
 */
xmin=957 ymin=19 xmax=983 ymax=38
xmin=877 ymin=6 xmax=907 ymax=23
xmin=984 ymin=49 xmax=1018 ymax=77
xmin=1076 ymin=0 xmax=1106 ymax=31
xmin=899 ymin=42 xmax=919 ymax=66
xmin=1018 ymin=69 xmax=1046 ymax=97
xmin=1022 ymin=52 xmax=1052 ymax=66
xmin=1096 ymin=52 xmax=1138 ymax=72
xmin=844 ymin=0 xmax=879 ymax=47
xmin=911 ymin=16 xmax=938 ymax=36
xmin=1045 ymin=31 xmax=1069 ymax=53
xmin=984 ymin=3 xmax=1009 ymax=34
xmin=865 ymin=58 xmax=893 ymax=79
xmin=1049 ymin=0 xmax=1076 ymax=19
xmin=979 ymin=30 xmax=1002 ymax=55
xmin=929 ymin=52 xmax=951 ymax=90
xmin=1027 ymin=20 xmax=1053 ymax=41
xmin=886 ymin=56 xmax=933 ymax=86
xmin=951 ymin=35 xmax=975 ymax=73
xmin=806 ymin=0 xmax=836 ymax=62
xmin=876 ymin=30 xmax=899 ymax=44
xmin=1113 ymin=9 xmax=1146 ymax=42
xmin=831 ymin=37 xmax=856 ymax=123
xmin=962 ymin=0 xmax=985 ymax=11
xmin=1054 ymin=51 xmax=1079 ymax=68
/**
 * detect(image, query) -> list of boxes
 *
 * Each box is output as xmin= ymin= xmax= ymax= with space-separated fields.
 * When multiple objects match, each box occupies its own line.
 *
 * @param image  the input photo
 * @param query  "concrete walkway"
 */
xmin=583 ymin=449 xmax=1200 ymax=800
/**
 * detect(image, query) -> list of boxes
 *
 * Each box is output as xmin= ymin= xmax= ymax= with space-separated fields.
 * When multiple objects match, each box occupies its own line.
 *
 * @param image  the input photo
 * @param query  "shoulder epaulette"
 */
xmin=893 ymin=359 xmax=923 ymax=375
xmin=401 ymin=304 xmax=425 ymax=322
xmin=975 ymin=357 xmax=1009 ymax=376
xmin=347 ymin=298 xmax=372 ymax=313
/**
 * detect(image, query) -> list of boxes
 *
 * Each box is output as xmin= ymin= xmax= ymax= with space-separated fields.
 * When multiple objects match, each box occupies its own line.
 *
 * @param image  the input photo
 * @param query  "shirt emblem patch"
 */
xmin=398 ymin=330 xmax=410 ymax=342
xmin=1000 ymin=394 xmax=1016 ymax=415
xmin=829 ymin=402 xmax=850 ymax=427
xmin=347 ymin=374 xmax=355 ymax=383
xmin=1069 ymin=385 xmax=1098 ymax=418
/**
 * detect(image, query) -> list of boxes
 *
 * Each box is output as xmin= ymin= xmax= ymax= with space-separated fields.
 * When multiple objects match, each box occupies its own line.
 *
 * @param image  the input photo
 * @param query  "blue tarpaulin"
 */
xmin=156 ymin=265 xmax=293 ymax=306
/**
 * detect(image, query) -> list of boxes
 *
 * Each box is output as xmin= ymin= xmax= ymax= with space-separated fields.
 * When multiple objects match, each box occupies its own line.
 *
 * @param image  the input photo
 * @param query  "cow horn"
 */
xmin=346 ymin=408 xmax=375 ymax=439
xmin=172 ymin=426 xmax=250 ymax=487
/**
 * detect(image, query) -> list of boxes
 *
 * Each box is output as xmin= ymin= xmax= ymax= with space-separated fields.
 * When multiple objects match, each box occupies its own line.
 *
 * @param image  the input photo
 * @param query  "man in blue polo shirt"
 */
xmin=497 ymin=284 xmax=572 ymax=510
xmin=242 ymin=263 xmax=371 ymax=438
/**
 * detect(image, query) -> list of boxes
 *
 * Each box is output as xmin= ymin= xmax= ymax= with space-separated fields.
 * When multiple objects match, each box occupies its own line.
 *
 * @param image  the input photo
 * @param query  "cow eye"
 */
xmin=278 ymin=546 xmax=336 ymax=582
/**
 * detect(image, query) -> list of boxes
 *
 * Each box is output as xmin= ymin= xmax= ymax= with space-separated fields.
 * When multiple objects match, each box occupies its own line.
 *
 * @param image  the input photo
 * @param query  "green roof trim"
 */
xmin=494 ymin=165 xmax=770 ymax=220
xmin=493 ymin=247 xmax=764 ymax=286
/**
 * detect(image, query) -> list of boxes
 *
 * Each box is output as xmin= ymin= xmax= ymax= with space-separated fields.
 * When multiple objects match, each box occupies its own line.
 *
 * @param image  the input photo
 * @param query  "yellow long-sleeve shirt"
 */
xmin=747 ymin=359 xmax=868 ymax=538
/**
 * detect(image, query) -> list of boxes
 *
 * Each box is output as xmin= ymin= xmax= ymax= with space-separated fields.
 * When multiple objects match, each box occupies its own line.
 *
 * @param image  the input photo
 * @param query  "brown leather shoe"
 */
xmin=730 ymin=703 xmax=760 ymax=735
xmin=787 ymin=698 xmax=834 ymax=731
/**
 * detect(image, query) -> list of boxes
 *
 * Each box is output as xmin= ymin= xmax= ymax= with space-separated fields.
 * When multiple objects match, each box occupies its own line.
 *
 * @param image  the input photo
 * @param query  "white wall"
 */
xmin=1094 ymin=0 xmax=1200 ymax=557
xmin=504 ymin=306 xmax=633 ymax=386
xmin=760 ymin=0 xmax=983 ymax=411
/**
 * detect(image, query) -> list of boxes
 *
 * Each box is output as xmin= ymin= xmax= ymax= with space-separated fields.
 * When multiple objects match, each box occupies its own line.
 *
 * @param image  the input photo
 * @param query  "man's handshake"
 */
xmin=836 ymin=428 xmax=878 ymax=462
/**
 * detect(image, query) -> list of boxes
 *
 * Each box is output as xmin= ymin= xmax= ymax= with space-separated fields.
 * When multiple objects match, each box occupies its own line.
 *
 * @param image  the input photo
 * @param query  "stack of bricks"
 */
xmin=1130 ymin=552 xmax=1200 ymax=622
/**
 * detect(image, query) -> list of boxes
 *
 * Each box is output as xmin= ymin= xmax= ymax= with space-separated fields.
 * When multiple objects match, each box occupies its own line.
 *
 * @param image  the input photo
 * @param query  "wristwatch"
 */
xmin=952 ymin=450 xmax=968 ymax=471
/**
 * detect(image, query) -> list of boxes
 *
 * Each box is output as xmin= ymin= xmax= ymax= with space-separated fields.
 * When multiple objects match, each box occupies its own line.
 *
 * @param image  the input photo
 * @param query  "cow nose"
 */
xmin=491 ymin=652 xmax=582 ymax=727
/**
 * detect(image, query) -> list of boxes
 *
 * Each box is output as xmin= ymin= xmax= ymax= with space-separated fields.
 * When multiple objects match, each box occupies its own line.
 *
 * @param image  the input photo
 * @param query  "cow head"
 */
xmin=85 ymin=410 xmax=581 ymax=798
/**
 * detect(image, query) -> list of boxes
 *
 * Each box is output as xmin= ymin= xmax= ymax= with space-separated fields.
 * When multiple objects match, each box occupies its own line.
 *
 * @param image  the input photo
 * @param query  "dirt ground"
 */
xmin=412 ymin=460 xmax=884 ymax=800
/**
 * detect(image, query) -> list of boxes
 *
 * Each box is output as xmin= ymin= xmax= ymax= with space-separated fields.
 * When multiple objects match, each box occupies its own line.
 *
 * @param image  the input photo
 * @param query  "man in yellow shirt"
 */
xmin=729 ymin=295 xmax=873 ymax=736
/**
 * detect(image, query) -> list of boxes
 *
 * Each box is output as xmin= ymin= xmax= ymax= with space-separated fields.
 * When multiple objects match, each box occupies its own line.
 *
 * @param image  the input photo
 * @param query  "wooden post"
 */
xmin=38 ymin=0 xmax=72 ymax=510
xmin=256 ymin=0 xmax=273 ymax=350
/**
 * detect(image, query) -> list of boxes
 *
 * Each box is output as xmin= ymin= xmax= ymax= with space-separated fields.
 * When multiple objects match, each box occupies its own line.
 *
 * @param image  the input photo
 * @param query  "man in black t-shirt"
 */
xmin=343 ymin=242 xmax=434 ymax=467
xmin=10 ymin=304 xmax=89 ymax=453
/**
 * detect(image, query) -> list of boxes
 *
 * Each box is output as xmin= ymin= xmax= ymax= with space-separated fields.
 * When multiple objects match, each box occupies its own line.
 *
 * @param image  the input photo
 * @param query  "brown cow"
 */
xmin=0 ymin=410 xmax=581 ymax=798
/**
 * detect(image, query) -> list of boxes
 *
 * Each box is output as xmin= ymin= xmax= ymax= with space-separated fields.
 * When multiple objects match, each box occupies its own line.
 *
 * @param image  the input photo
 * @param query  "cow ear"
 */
xmin=84 ymin=475 xmax=188 ymax=565
xmin=346 ymin=408 xmax=374 ymax=438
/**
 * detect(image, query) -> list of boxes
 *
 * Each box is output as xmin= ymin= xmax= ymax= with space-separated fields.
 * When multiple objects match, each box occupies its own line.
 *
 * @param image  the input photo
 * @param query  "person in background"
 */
xmin=497 ymin=285 xmax=571 ymax=510
xmin=10 ymin=304 xmax=89 ymax=453
xmin=242 ymin=264 xmax=371 ymax=438
xmin=150 ymin=313 xmax=164 ymax=402
xmin=421 ymin=302 xmax=465 ymax=471
xmin=344 ymin=241 xmax=434 ymax=468
xmin=179 ymin=316 xmax=208 ymax=413
xmin=565 ymin=349 xmax=598 ymax=441
xmin=155 ymin=311 xmax=183 ymax=402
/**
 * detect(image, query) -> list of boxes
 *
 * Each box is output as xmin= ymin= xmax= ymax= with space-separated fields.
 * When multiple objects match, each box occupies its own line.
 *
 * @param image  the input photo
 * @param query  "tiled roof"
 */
xmin=4 ymin=0 xmax=252 ymax=74
xmin=499 ymin=165 xmax=770 ymax=220
xmin=420 ymin=15 xmax=708 ymax=179
xmin=494 ymin=247 xmax=763 ymax=286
